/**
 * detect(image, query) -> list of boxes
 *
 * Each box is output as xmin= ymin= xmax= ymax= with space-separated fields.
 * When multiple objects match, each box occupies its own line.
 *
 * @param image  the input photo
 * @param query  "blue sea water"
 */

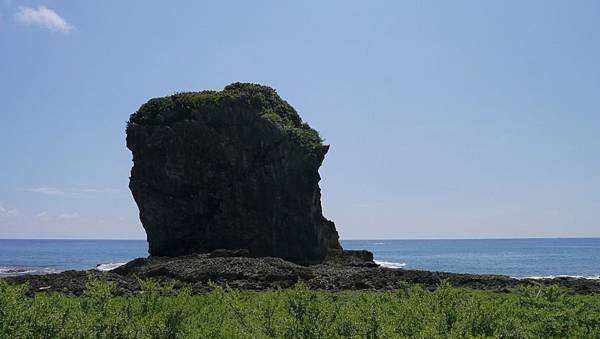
xmin=0 ymin=238 xmax=599 ymax=279
xmin=344 ymin=238 xmax=600 ymax=279
xmin=0 ymin=239 xmax=147 ymax=276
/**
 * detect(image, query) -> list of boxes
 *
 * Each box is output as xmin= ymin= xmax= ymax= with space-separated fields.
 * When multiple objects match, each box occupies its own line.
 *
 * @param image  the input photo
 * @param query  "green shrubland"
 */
xmin=127 ymin=83 xmax=324 ymax=151
xmin=1 ymin=277 xmax=599 ymax=338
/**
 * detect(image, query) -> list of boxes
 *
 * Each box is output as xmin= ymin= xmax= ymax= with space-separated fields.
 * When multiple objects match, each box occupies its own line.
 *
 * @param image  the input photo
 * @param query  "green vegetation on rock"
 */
xmin=2 ymin=278 xmax=599 ymax=338
xmin=127 ymin=83 xmax=324 ymax=151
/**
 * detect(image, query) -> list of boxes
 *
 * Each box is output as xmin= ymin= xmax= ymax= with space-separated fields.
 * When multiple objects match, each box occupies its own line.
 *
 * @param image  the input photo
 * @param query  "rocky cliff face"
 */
xmin=126 ymin=83 xmax=341 ymax=264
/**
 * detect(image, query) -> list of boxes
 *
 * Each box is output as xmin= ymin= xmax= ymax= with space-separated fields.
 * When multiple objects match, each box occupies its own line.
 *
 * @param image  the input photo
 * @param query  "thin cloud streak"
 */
xmin=34 ymin=211 xmax=48 ymax=218
xmin=15 ymin=5 xmax=72 ymax=33
xmin=58 ymin=212 xmax=80 ymax=220
xmin=24 ymin=187 xmax=76 ymax=197
xmin=23 ymin=187 xmax=120 ymax=197
xmin=81 ymin=188 xmax=121 ymax=194
xmin=0 ymin=204 xmax=19 ymax=217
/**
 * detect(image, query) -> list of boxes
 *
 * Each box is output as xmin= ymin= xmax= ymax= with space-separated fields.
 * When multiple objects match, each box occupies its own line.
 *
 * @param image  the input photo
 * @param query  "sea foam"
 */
xmin=0 ymin=266 xmax=58 ymax=276
xmin=374 ymin=260 xmax=407 ymax=269
xmin=95 ymin=262 xmax=126 ymax=271
xmin=0 ymin=267 xmax=34 ymax=275
xmin=521 ymin=275 xmax=600 ymax=280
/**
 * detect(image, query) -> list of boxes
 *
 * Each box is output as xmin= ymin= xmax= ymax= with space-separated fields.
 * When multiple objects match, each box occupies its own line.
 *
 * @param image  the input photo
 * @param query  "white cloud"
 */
xmin=24 ymin=187 xmax=76 ymax=197
xmin=0 ymin=204 xmax=19 ymax=217
xmin=35 ymin=211 xmax=48 ymax=218
xmin=15 ymin=5 xmax=72 ymax=33
xmin=58 ymin=212 xmax=80 ymax=220
xmin=24 ymin=187 xmax=120 ymax=197
xmin=81 ymin=188 xmax=120 ymax=194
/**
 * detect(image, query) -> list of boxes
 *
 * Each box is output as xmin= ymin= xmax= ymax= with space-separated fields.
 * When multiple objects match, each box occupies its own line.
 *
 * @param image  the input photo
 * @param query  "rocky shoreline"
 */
xmin=4 ymin=252 xmax=599 ymax=296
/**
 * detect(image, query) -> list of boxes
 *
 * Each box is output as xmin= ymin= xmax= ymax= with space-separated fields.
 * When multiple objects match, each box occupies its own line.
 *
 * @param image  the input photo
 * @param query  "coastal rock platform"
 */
xmin=4 ymin=253 xmax=599 ymax=296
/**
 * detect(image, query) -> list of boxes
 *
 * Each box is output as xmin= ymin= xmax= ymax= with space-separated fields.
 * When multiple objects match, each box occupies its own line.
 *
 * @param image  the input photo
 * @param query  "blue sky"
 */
xmin=1 ymin=1 xmax=599 ymax=240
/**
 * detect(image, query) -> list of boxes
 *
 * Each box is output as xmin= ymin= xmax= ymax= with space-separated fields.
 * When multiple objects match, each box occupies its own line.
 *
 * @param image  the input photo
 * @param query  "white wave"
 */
xmin=373 ymin=242 xmax=385 ymax=245
xmin=95 ymin=262 xmax=126 ymax=271
xmin=520 ymin=275 xmax=600 ymax=280
xmin=0 ymin=266 xmax=58 ymax=276
xmin=0 ymin=267 xmax=34 ymax=274
xmin=375 ymin=260 xmax=406 ymax=269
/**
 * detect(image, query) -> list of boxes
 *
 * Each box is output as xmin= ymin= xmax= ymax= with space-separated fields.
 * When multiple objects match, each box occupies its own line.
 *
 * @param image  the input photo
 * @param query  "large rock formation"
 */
xmin=126 ymin=83 xmax=341 ymax=264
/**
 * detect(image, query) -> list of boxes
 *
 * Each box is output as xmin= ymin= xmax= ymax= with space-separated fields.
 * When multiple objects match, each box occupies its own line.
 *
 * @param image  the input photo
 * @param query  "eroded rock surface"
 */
xmin=127 ymin=83 xmax=341 ymax=264
xmin=5 ymin=255 xmax=600 ymax=296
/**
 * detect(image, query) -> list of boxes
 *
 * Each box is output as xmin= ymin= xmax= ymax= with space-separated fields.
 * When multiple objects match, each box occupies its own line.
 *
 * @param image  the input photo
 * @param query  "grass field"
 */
xmin=1 ymin=277 xmax=599 ymax=338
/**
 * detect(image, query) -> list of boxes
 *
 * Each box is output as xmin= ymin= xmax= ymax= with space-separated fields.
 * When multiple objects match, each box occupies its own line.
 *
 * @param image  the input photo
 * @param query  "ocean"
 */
xmin=0 ymin=238 xmax=599 ymax=279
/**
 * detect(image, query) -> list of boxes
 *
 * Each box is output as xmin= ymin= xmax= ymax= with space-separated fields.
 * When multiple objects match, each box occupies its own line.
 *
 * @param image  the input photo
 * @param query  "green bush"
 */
xmin=127 ymin=83 xmax=326 ymax=155
xmin=1 ymin=277 xmax=599 ymax=338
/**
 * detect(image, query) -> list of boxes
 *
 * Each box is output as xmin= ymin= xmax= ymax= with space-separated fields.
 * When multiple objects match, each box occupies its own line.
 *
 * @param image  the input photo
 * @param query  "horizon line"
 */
xmin=0 ymin=236 xmax=599 ymax=241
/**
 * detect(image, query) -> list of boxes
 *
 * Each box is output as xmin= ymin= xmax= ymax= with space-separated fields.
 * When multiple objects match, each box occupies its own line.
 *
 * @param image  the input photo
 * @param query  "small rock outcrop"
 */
xmin=126 ymin=83 xmax=341 ymax=264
